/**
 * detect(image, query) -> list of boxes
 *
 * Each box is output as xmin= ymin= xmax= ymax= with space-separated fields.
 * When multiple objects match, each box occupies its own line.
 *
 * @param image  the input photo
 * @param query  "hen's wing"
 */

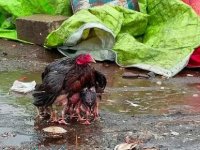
xmin=33 ymin=70 xmax=68 ymax=107
xmin=42 ymin=57 xmax=74 ymax=80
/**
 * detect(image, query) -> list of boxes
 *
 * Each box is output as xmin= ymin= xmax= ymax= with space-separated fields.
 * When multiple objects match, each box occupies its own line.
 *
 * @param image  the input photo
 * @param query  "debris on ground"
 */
xmin=122 ymin=72 xmax=150 ymax=79
xmin=10 ymin=80 xmax=36 ymax=93
xmin=125 ymin=100 xmax=140 ymax=107
xmin=42 ymin=126 xmax=67 ymax=138
xmin=114 ymin=143 xmax=140 ymax=150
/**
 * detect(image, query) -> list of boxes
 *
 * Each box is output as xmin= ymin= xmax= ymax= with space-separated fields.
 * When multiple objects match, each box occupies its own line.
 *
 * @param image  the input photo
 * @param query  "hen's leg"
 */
xmin=82 ymin=110 xmax=91 ymax=125
xmin=69 ymin=104 xmax=75 ymax=120
xmin=76 ymin=102 xmax=85 ymax=121
xmin=49 ymin=106 xmax=58 ymax=122
xmin=35 ymin=107 xmax=40 ymax=119
xmin=35 ymin=107 xmax=46 ymax=119
xmin=58 ymin=104 xmax=68 ymax=125
xmin=93 ymin=101 xmax=99 ymax=121
xmin=43 ymin=107 xmax=50 ymax=118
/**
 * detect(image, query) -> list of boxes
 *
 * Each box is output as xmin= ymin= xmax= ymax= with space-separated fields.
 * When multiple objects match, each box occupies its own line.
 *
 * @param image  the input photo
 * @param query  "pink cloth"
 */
xmin=182 ymin=0 xmax=200 ymax=67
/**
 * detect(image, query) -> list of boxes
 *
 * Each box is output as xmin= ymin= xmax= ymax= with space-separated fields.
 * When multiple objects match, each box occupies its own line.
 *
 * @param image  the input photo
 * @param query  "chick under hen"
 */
xmin=76 ymin=87 xmax=100 ymax=125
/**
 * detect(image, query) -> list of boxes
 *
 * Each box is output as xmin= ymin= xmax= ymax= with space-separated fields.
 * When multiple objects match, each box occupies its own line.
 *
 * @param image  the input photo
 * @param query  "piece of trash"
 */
xmin=193 ymin=94 xmax=199 ymax=97
xmin=126 ymin=100 xmax=139 ymax=107
xmin=122 ymin=72 xmax=149 ymax=79
xmin=163 ymin=133 xmax=169 ymax=136
xmin=119 ymin=109 xmax=130 ymax=113
xmin=171 ymin=131 xmax=179 ymax=136
xmin=186 ymin=74 xmax=193 ymax=77
xmin=10 ymin=80 xmax=36 ymax=93
xmin=107 ymin=99 xmax=116 ymax=103
xmin=42 ymin=126 xmax=67 ymax=134
xmin=114 ymin=143 xmax=139 ymax=150
xmin=156 ymin=81 xmax=162 ymax=85
xmin=160 ymin=87 xmax=165 ymax=90
xmin=42 ymin=126 xmax=67 ymax=138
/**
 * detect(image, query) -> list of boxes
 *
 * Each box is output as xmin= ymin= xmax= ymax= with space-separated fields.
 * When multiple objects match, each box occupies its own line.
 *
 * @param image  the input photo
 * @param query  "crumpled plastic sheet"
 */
xmin=10 ymin=80 xmax=36 ymax=93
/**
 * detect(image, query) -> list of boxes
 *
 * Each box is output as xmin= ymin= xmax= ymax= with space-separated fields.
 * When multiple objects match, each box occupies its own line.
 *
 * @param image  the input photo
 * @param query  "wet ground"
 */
xmin=0 ymin=39 xmax=200 ymax=149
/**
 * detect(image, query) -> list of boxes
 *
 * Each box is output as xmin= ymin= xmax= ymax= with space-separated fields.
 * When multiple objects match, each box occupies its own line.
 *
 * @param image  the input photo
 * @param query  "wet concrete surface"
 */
xmin=0 ymin=39 xmax=200 ymax=149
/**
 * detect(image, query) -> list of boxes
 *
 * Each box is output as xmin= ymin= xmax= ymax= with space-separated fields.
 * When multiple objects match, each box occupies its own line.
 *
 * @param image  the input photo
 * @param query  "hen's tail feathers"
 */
xmin=32 ymin=91 xmax=55 ymax=107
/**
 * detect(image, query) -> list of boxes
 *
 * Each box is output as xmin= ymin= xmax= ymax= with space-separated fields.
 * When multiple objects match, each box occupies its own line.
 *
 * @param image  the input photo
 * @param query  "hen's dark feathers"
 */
xmin=42 ymin=57 xmax=75 ymax=80
xmin=33 ymin=69 xmax=68 ymax=107
xmin=33 ymin=55 xmax=107 ymax=108
xmin=94 ymin=70 xmax=107 ymax=93
xmin=32 ymin=91 xmax=55 ymax=107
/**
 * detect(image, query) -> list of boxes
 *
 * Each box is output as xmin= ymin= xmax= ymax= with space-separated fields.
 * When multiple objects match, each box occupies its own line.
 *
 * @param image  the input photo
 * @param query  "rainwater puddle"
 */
xmin=0 ymin=70 xmax=200 ymax=148
xmin=101 ymin=72 xmax=200 ymax=115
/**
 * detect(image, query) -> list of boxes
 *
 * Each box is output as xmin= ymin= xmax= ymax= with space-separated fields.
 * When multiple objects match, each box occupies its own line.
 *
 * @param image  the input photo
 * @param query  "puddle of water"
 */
xmin=0 ymin=71 xmax=104 ymax=148
xmin=102 ymin=76 xmax=200 ymax=115
xmin=0 ymin=132 xmax=32 ymax=147
xmin=0 ymin=70 xmax=200 ymax=148
xmin=0 ymin=71 xmax=40 ymax=147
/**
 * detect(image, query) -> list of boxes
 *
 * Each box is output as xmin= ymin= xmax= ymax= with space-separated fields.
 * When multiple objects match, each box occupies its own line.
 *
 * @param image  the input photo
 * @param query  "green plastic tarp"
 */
xmin=1 ymin=0 xmax=200 ymax=77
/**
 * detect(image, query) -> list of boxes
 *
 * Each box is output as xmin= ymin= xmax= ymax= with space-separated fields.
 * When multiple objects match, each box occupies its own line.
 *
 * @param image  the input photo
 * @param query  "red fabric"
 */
xmin=182 ymin=0 xmax=200 ymax=15
xmin=187 ymin=47 xmax=200 ymax=67
xmin=182 ymin=0 xmax=200 ymax=67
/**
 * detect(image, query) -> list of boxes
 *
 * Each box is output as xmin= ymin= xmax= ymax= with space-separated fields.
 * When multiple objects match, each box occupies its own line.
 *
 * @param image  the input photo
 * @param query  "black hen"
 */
xmin=32 ymin=54 xmax=106 ymax=124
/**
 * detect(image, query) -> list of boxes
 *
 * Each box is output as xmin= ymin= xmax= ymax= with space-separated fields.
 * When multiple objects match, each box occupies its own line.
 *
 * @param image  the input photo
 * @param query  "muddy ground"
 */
xmin=0 ymin=39 xmax=200 ymax=150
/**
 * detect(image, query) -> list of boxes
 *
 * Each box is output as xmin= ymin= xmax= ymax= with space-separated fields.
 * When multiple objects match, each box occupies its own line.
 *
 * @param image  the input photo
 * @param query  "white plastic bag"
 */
xmin=10 ymin=80 xmax=36 ymax=93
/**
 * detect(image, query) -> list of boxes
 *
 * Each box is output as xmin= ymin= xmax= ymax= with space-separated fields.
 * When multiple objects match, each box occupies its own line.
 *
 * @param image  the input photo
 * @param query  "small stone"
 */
xmin=163 ymin=133 xmax=169 ymax=136
xmin=160 ymin=87 xmax=165 ymax=90
xmin=42 ymin=126 xmax=67 ymax=134
xmin=193 ymin=94 xmax=199 ymax=97
xmin=2 ymin=52 xmax=8 ymax=56
xmin=187 ymin=74 xmax=193 ymax=77
xmin=156 ymin=81 xmax=162 ymax=85
xmin=171 ymin=131 xmax=179 ymax=136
